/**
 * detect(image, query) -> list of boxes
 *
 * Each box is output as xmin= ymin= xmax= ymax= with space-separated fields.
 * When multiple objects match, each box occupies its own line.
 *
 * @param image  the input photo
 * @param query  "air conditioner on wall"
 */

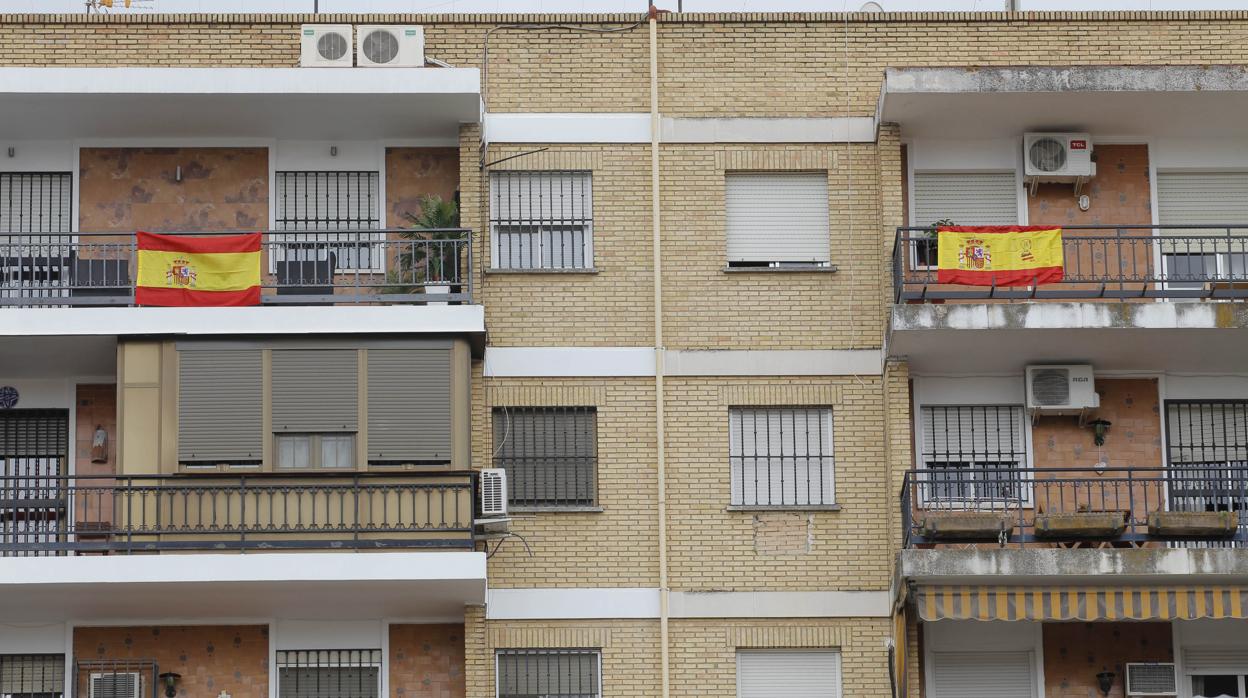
xmin=299 ymin=25 xmax=353 ymax=67
xmin=89 ymin=673 xmax=142 ymax=698
xmin=1024 ymin=133 xmax=1096 ymax=178
xmin=356 ymin=26 xmax=425 ymax=67
xmin=1125 ymin=663 xmax=1178 ymax=697
xmin=479 ymin=468 xmax=508 ymax=517
xmin=1025 ymin=365 xmax=1099 ymax=413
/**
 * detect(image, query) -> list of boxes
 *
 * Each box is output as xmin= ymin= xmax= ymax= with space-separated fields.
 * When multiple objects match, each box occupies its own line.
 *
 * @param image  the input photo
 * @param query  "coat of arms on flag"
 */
xmin=135 ymin=232 xmax=262 ymax=306
xmin=936 ymin=226 xmax=1065 ymax=286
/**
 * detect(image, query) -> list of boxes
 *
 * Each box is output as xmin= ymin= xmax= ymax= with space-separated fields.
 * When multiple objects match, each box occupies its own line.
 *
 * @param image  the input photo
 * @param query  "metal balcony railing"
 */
xmin=0 ymin=473 xmax=476 ymax=555
xmin=902 ymin=466 xmax=1248 ymax=548
xmin=0 ymin=228 xmax=473 ymax=306
xmin=894 ymin=225 xmax=1248 ymax=302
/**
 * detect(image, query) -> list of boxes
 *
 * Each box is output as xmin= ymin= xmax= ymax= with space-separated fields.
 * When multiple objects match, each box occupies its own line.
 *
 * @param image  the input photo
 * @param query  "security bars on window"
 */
xmin=276 ymin=650 xmax=381 ymax=698
xmin=0 ymin=173 xmax=73 ymax=301
xmin=275 ymin=171 xmax=381 ymax=271
xmin=0 ymin=654 xmax=65 ymax=698
xmin=495 ymin=649 xmax=600 ymax=698
xmin=490 ymin=171 xmax=592 ymax=270
xmin=1166 ymin=401 xmax=1248 ymax=542
xmin=491 ymin=407 xmax=597 ymax=508
xmin=0 ymin=409 xmax=68 ymax=557
xmin=728 ymin=407 xmax=835 ymax=507
xmin=919 ymin=405 xmax=1027 ymax=505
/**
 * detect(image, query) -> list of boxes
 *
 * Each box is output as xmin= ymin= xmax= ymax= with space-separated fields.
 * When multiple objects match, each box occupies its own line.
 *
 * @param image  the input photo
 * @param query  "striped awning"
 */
xmin=915 ymin=585 xmax=1248 ymax=622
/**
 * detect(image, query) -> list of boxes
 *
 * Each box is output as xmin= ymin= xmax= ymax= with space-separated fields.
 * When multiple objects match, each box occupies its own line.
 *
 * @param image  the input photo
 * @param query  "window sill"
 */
xmin=722 ymin=265 xmax=838 ymax=274
xmin=726 ymin=504 xmax=842 ymax=512
xmin=486 ymin=268 xmax=599 ymax=275
xmin=510 ymin=505 xmax=604 ymax=513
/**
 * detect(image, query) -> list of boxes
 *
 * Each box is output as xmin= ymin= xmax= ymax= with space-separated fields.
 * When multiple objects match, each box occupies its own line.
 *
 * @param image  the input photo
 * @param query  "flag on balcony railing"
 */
xmin=135 ymin=232 xmax=262 ymax=306
xmin=936 ymin=226 xmax=1064 ymax=286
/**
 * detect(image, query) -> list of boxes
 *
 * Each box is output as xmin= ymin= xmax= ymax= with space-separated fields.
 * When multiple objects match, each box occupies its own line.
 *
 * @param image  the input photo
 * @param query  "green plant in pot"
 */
xmin=385 ymin=194 xmax=462 ymax=297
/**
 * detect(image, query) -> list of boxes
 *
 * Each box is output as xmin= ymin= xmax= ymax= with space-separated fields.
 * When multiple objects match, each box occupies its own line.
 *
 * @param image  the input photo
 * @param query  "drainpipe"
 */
xmin=648 ymin=8 xmax=671 ymax=698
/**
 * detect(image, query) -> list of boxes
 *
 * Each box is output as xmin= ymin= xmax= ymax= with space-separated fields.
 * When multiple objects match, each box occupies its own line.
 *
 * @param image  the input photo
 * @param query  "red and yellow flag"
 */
xmin=936 ymin=226 xmax=1064 ymax=286
xmin=135 ymin=232 xmax=262 ymax=306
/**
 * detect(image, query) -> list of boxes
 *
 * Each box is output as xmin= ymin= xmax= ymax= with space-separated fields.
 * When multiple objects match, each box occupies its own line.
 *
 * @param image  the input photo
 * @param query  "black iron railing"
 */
xmin=0 ymin=228 xmax=473 ymax=306
xmin=902 ymin=466 xmax=1248 ymax=548
xmin=0 ymin=473 xmax=475 ymax=555
xmin=894 ymin=225 xmax=1248 ymax=301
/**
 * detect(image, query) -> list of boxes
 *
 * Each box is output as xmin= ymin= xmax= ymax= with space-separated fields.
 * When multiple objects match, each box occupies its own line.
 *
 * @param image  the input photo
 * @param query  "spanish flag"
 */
xmin=936 ymin=226 xmax=1065 ymax=286
xmin=135 ymin=232 xmax=262 ymax=306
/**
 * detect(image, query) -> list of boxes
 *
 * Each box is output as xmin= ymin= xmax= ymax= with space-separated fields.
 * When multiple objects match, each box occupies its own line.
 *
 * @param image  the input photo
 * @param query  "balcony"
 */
xmin=894 ymin=225 xmax=1248 ymax=302
xmin=902 ymin=466 xmax=1248 ymax=549
xmin=0 ymin=473 xmax=476 ymax=555
xmin=0 ymin=229 xmax=472 ymax=306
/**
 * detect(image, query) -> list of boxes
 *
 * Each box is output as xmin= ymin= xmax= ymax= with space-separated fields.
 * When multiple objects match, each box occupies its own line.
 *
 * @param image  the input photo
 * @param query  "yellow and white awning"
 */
xmin=915 ymin=585 xmax=1248 ymax=622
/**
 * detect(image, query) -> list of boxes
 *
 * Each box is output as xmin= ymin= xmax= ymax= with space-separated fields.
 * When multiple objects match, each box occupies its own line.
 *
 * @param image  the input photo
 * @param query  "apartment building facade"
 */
xmin=3 ymin=8 xmax=1248 ymax=698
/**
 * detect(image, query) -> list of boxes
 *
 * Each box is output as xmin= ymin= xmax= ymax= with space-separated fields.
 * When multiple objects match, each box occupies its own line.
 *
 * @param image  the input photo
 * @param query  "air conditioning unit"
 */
xmin=480 ymin=468 xmax=508 ymax=517
xmin=1025 ymin=365 xmax=1099 ymax=412
xmin=1024 ymin=132 xmax=1096 ymax=178
xmin=357 ymin=25 xmax=425 ymax=67
xmin=300 ymin=25 xmax=353 ymax=67
xmin=1125 ymin=663 xmax=1178 ymax=697
xmin=89 ymin=673 xmax=142 ymax=698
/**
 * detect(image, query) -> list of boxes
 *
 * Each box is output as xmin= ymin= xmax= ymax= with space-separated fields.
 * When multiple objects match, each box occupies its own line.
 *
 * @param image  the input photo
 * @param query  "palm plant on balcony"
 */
xmin=384 ymin=194 xmax=462 ymax=296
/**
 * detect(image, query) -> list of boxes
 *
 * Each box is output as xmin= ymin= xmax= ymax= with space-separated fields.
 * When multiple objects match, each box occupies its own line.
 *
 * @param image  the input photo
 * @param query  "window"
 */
xmin=275 ymin=171 xmax=382 ymax=271
xmin=271 ymin=348 xmax=358 ymax=470
xmin=1186 ymin=647 xmax=1248 ymax=698
xmin=491 ymin=407 xmax=597 ymax=508
xmin=920 ymin=405 xmax=1027 ymax=504
xmin=366 ymin=349 xmax=452 ymax=465
xmin=278 ymin=650 xmax=379 ymax=698
xmin=276 ymin=433 xmax=355 ymax=469
xmin=910 ymin=172 xmax=1019 ymax=269
xmin=930 ymin=651 xmax=1035 ymax=698
xmin=1 ymin=173 xmax=73 ymax=300
xmin=496 ymin=649 xmax=600 ymax=698
xmin=1166 ymin=401 xmax=1248 ymax=525
xmin=0 ymin=410 xmax=68 ymax=557
xmin=725 ymin=172 xmax=829 ymax=268
xmin=178 ymin=348 xmax=264 ymax=467
xmin=490 ymin=171 xmax=592 ymax=270
xmin=728 ymin=407 xmax=834 ymax=508
xmin=0 ymin=654 xmax=64 ymax=698
xmin=737 ymin=650 xmax=842 ymax=698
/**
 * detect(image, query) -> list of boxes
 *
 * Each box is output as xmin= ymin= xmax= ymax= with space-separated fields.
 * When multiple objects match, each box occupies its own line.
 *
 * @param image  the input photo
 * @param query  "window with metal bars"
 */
xmin=275 ymin=171 xmax=382 ymax=271
xmin=277 ymin=650 xmax=380 ymax=698
xmin=0 ymin=173 xmax=73 ymax=300
xmin=72 ymin=660 xmax=155 ymax=698
xmin=1166 ymin=401 xmax=1248 ymax=519
xmin=728 ymin=407 xmax=835 ymax=508
xmin=0 ymin=654 xmax=64 ymax=698
xmin=489 ymin=171 xmax=593 ymax=270
xmin=491 ymin=407 xmax=597 ymax=508
xmin=919 ymin=405 xmax=1027 ymax=504
xmin=495 ymin=649 xmax=600 ymax=698
xmin=0 ymin=410 xmax=68 ymax=557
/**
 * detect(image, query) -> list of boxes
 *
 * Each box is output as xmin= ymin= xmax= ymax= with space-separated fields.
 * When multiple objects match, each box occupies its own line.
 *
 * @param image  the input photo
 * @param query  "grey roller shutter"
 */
xmin=930 ymin=651 xmax=1035 ymax=698
xmin=737 ymin=650 xmax=842 ymax=698
xmin=272 ymin=349 xmax=358 ymax=432
xmin=178 ymin=349 xmax=263 ymax=462
xmin=1184 ymin=648 xmax=1248 ymax=675
xmin=726 ymin=172 xmax=829 ymax=263
xmin=366 ymin=348 xmax=452 ymax=462
xmin=912 ymin=172 xmax=1019 ymax=226
xmin=1157 ymin=171 xmax=1248 ymax=238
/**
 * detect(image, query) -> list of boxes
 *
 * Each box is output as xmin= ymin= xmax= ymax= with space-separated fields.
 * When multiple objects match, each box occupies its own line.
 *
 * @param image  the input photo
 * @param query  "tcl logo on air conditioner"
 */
xmin=1069 ymin=139 xmax=1088 ymax=150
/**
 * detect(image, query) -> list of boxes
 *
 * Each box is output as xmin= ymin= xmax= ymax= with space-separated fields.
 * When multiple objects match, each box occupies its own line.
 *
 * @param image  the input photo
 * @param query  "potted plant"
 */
xmin=386 ymin=194 xmax=461 ymax=302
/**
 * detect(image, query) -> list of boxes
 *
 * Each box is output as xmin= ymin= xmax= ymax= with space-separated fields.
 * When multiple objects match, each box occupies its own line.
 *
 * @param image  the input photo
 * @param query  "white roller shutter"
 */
xmin=737 ymin=650 xmax=842 ymax=698
xmin=726 ymin=172 xmax=829 ymax=263
xmin=1157 ymin=172 xmax=1248 ymax=250
xmin=912 ymin=172 xmax=1019 ymax=227
xmin=930 ymin=651 xmax=1035 ymax=698
xmin=1184 ymin=647 xmax=1248 ymax=675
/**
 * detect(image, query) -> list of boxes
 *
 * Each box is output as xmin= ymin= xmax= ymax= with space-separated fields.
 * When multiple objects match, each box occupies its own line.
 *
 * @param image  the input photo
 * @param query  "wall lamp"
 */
xmin=158 ymin=672 xmax=182 ymax=698
xmin=1096 ymin=670 xmax=1116 ymax=697
xmin=1088 ymin=418 xmax=1112 ymax=447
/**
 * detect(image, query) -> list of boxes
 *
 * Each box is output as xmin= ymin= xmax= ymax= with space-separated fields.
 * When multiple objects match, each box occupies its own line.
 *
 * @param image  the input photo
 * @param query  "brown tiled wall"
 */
xmin=1031 ymin=378 xmax=1162 ymax=472
xmin=389 ymin=624 xmax=466 ymax=698
xmin=385 ymin=147 xmax=460 ymax=227
xmin=1042 ymin=622 xmax=1173 ymax=698
xmin=75 ymin=383 xmax=116 ymax=477
xmin=72 ymin=625 xmax=269 ymax=698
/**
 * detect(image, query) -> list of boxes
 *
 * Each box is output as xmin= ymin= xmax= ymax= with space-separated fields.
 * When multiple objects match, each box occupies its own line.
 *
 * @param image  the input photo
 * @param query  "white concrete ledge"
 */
xmin=486 ymin=588 xmax=661 ymax=620
xmin=664 ymin=349 xmax=883 ymax=376
xmin=483 ymin=347 xmax=655 ymax=377
xmin=661 ymin=116 xmax=876 ymax=143
xmin=486 ymin=588 xmax=890 ymax=619
xmin=484 ymin=113 xmax=650 ymax=144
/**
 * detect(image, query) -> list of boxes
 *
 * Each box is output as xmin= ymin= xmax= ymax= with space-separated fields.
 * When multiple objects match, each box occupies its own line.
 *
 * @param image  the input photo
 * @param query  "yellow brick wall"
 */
xmin=665 ymin=376 xmax=892 ymax=592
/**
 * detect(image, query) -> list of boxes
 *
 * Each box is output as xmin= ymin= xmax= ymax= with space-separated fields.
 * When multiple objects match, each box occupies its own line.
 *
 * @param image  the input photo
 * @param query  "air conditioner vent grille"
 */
xmin=317 ymin=31 xmax=348 ymax=61
xmin=1126 ymin=662 xmax=1177 ymax=696
xmin=1030 ymin=368 xmax=1071 ymax=407
xmin=1029 ymin=137 xmax=1068 ymax=173
xmin=480 ymin=468 xmax=507 ymax=517
xmin=362 ymin=29 xmax=400 ymax=65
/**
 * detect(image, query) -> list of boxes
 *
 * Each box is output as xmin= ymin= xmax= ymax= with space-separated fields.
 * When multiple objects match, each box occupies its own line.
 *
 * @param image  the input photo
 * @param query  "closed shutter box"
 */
xmin=737 ymin=650 xmax=842 ymax=698
xmin=1157 ymin=172 xmax=1248 ymax=233
xmin=726 ymin=172 xmax=830 ymax=263
xmin=272 ymin=349 xmax=358 ymax=433
xmin=930 ymin=651 xmax=1035 ymax=698
xmin=912 ymin=172 xmax=1019 ymax=226
xmin=178 ymin=349 xmax=263 ymax=462
xmin=367 ymin=348 xmax=452 ymax=462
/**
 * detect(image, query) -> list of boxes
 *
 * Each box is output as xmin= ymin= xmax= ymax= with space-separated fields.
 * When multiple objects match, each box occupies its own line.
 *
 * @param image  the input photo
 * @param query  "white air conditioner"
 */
xmin=1025 ymin=364 xmax=1099 ymax=412
xmin=1024 ymin=132 xmax=1096 ymax=178
xmin=1125 ymin=662 xmax=1178 ymax=697
xmin=300 ymin=25 xmax=353 ymax=67
xmin=480 ymin=468 xmax=508 ymax=517
xmin=357 ymin=25 xmax=425 ymax=67
xmin=89 ymin=673 xmax=142 ymax=698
